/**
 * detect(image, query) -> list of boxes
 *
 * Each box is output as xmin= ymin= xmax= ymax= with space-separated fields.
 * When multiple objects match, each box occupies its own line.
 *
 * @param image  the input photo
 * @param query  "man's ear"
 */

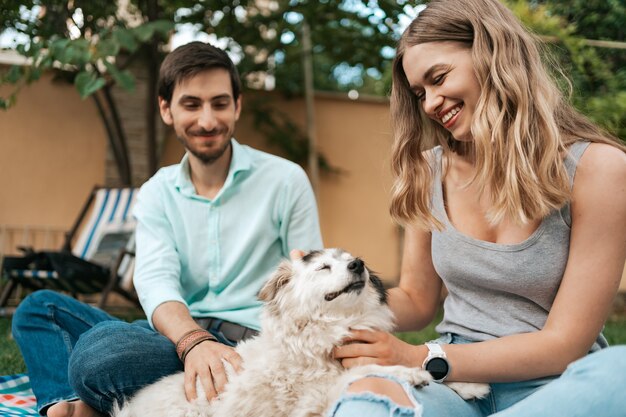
xmin=158 ymin=97 xmax=173 ymax=126
xmin=234 ymin=95 xmax=242 ymax=121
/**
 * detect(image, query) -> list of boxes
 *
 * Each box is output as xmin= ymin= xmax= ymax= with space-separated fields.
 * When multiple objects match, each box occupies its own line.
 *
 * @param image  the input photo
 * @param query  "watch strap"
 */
xmin=425 ymin=342 xmax=446 ymax=356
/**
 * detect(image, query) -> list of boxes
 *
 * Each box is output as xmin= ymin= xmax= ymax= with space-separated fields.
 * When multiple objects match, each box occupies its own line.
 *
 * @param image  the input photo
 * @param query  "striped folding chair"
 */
xmin=0 ymin=186 xmax=139 ymax=312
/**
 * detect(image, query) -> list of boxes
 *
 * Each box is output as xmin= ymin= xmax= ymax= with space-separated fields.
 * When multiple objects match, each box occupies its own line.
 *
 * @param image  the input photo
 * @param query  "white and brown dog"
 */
xmin=113 ymin=249 xmax=488 ymax=417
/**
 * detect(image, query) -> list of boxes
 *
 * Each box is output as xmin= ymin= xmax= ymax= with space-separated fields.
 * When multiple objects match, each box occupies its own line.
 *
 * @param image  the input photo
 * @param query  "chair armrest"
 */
xmin=16 ymin=246 xmax=35 ymax=256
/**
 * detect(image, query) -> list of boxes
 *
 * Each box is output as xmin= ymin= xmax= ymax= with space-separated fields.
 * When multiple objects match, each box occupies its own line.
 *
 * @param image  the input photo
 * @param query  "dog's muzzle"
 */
xmin=325 ymin=258 xmax=367 ymax=301
xmin=347 ymin=259 xmax=364 ymax=275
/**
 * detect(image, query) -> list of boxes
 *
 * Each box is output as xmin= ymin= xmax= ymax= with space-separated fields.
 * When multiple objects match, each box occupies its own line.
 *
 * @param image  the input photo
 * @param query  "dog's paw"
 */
xmin=386 ymin=366 xmax=433 ymax=388
xmin=445 ymin=382 xmax=490 ymax=400
xmin=354 ymin=365 xmax=433 ymax=389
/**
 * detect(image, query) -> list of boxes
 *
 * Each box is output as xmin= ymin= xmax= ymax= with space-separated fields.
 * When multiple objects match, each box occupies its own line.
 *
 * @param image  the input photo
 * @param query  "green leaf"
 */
xmin=49 ymin=39 xmax=70 ymax=60
xmin=75 ymin=71 xmax=106 ymax=99
xmin=0 ymin=93 xmax=18 ymax=109
xmin=133 ymin=20 xmax=174 ymax=42
xmin=5 ymin=65 xmax=23 ymax=84
xmin=28 ymin=67 xmax=42 ymax=82
xmin=133 ymin=24 xmax=155 ymax=42
xmin=115 ymin=69 xmax=135 ymax=92
xmin=103 ymin=61 xmax=135 ymax=92
xmin=96 ymin=39 xmax=120 ymax=57
xmin=38 ymin=54 xmax=54 ymax=70
xmin=30 ymin=42 xmax=43 ymax=58
xmin=49 ymin=39 xmax=91 ymax=66
xmin=149 ymin=20 xmax=174 ymax=36
xmin=67 ymin=39 xmax=91 ymax=66
xmin=113 ymin=28 xmax=139 ymax=52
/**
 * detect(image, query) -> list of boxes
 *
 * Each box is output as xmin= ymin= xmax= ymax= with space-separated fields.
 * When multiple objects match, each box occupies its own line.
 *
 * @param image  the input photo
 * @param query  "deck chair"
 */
xmin=0 ymin=186 xmax=139 ymax=313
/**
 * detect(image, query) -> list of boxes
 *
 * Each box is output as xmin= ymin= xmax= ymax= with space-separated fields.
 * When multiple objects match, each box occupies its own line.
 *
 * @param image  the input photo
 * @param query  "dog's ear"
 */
xmin=369 ymin=271 xmax=388 ymax=305
xmin=258 ymin=260 xmax=293 ymax=303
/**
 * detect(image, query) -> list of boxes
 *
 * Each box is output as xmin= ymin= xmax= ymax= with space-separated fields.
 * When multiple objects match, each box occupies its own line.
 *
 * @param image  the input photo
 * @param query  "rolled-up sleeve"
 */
xmin=133 ymin=180 xmax=186 ymax=327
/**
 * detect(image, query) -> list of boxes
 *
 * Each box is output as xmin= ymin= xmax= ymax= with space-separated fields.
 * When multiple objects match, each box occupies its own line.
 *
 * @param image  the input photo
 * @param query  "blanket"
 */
xmin=0 ymin=374 xmax=38 ymax=416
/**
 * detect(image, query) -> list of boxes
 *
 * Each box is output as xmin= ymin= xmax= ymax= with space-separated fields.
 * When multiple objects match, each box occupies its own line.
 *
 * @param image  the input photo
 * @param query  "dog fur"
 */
xmin=113 ymin=249 xmax=488 ymax=417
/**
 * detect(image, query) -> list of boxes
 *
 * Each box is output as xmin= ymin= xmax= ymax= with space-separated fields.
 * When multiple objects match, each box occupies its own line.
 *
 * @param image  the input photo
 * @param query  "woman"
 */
xmin=328 ymin=0 xmax=626 ymax=416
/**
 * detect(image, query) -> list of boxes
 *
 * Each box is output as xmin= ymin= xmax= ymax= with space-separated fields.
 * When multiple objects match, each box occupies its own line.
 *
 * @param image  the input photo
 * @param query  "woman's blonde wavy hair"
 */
xmin=390 ymin=0 xmax=625 ymax=230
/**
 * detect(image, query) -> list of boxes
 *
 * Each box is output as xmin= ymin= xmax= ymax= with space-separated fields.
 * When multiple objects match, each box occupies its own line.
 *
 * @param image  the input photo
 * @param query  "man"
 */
xmin=12 ymin=42 xmax=323 ymax=417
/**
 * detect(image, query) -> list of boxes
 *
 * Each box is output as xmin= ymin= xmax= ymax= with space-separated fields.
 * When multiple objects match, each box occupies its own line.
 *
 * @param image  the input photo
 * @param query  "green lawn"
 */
xmin=2 ymin=313 xmax=626 ymax=376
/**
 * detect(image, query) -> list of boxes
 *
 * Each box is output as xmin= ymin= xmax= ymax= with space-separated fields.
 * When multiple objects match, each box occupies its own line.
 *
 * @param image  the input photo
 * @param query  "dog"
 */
xmin=113 ymin=249 xmax=488 ymax=417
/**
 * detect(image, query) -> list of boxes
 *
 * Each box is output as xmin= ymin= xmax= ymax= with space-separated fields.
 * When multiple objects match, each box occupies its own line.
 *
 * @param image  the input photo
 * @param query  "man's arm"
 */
xmin=152 ymin=301 xmax=242 ymax=401
xmin=133 ymin=183 xmax=186 ymax=326
xmin=133 ymin=182 xmax=241 ymax=401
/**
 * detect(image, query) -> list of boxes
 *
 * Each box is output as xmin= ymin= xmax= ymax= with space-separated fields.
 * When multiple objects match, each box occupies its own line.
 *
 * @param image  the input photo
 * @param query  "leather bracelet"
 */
xmin=175 ymin=329 xmax=216 ymax=361
xmin=180 ymin=334 xmax=214 ymax=363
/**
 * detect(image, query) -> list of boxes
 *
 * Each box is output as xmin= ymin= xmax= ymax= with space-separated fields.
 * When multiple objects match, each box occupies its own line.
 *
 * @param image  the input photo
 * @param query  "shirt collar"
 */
xmin=174 ymin=138 xmax=252 ymax=198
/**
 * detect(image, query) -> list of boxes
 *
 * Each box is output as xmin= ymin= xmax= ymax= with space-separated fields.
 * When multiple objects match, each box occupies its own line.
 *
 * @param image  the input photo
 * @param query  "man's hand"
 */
xmin=182 ymin=340 xmax=243 ymax=402
xmin=290 ymin=249 xmax=305 ymax=260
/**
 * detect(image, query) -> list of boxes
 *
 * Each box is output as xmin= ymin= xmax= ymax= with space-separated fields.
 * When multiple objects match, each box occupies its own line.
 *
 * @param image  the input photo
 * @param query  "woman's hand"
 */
xmin=333 ymin=329 xmax=425 ymax=369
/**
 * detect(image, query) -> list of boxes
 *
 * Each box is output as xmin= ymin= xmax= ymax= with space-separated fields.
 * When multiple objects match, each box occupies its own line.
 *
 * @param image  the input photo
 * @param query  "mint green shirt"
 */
xmin=133 ymin=139 xmax=323 ymax=330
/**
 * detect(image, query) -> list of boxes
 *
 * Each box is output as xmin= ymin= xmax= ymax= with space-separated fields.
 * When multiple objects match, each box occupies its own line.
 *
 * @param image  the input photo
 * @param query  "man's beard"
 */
xmin=178 ymin=134 xmax=231 ymax=165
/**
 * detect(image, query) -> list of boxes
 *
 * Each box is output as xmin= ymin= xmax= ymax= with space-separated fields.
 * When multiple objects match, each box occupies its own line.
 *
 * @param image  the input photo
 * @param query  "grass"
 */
xmin=2 ymin=312 xmax=625 ymax=376
xmin=396 ymin=313 xmax=626 ymax=346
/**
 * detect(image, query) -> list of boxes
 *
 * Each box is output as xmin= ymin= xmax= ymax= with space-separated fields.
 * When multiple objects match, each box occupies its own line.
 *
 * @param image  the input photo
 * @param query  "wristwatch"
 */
xmin=422 ymin=343 xmax=450 ymax=382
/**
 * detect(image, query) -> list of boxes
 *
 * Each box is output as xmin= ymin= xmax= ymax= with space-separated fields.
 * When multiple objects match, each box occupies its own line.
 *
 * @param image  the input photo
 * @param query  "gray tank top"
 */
xmin=430 ymin=142 xmax=607 ymax=351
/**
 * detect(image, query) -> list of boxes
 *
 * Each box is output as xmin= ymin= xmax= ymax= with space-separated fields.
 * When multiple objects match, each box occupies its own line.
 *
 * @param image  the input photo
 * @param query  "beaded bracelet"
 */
xmin=175 ymin=329 xmax=217 ymax=362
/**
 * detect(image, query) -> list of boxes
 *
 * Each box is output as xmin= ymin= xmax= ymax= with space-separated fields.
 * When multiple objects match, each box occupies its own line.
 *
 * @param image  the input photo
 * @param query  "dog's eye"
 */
xmin=316 ymin=264 xmax=331 ymax=272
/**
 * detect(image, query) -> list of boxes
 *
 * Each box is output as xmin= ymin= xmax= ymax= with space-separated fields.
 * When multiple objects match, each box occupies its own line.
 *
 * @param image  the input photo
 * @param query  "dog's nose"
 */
xmin=348 ymin=259 xmax=364 ymax=274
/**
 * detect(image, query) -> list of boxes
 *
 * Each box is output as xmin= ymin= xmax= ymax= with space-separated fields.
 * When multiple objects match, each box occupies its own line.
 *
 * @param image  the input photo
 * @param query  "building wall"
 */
xmin=2 ymin=74 xmax=625 ymax=289
xmin=0 ymin=73 xmax=106 ymax=230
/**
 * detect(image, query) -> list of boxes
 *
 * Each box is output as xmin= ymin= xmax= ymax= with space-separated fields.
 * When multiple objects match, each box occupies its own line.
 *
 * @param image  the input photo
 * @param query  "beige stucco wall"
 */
xmin=0 ymin=73 xmax=107 ymax=229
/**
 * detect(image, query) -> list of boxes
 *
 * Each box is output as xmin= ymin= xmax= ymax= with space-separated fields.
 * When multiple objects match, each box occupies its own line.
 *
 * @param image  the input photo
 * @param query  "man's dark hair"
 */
xmin=157 ymin=41 xmax=241 ymax=104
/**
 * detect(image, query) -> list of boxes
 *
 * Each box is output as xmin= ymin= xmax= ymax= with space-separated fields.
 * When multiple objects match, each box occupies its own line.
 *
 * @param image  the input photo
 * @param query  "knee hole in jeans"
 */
xmin=347 ymin=377 xmax=414 ymax=407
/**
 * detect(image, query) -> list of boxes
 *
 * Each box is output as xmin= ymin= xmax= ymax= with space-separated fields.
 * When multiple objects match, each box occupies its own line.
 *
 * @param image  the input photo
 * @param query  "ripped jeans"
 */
xmin=328 ymin=334 xmax=626 ymax=417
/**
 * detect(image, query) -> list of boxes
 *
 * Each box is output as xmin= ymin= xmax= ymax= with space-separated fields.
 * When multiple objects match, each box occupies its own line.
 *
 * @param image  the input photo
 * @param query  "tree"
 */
xmin=516 ymin=0 xmax=626 ymax=140
xmin=1 ymin=0 xmax=409 ymax=183
xmin=178 ymin=0 xmax=407 ymax=94
xmin=0 ymin=0 xmax=174 ymax=185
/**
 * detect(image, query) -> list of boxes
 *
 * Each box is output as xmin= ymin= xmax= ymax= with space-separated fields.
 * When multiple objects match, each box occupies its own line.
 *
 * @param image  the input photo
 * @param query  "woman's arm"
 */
xmin=388 ymin=224 xmax=443 ymax=332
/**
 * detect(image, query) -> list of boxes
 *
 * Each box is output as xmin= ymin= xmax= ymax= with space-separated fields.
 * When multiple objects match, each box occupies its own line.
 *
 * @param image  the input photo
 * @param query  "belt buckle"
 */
xmin=221 ymin=322 xmax=245 ymax=342
xmin=193 ymin=317 xmax=213 ymax=330
xmin=193 ymin=317 xmax=257 ymax=343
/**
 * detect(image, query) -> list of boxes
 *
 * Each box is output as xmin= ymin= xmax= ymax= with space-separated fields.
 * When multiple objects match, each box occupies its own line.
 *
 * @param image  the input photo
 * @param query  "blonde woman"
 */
xmin=329 ymin=0 xmax=626 ymax=416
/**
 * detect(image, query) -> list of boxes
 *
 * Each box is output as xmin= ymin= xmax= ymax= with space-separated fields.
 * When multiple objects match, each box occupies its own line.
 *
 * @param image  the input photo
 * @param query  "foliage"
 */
xmin=171 ymin=1 xmax=412 ymax=172
xmin=0 ymin=0 xmax=172 ymax=108
xmin=2 ymin=0 xmax=622 ymax=178
xmin=0 ymin=0 xmax=412 ymax=177
xmin=0 ymin=0 xmax=175 ymax=185
xmin=516 ymin=0 xmax=626 ymax=140
xmin=176 ymin=0 xmax=409 ymax=94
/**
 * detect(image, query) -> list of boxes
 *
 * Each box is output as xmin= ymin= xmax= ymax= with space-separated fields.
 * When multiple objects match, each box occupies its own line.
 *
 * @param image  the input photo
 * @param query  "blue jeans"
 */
xmin=329 ymin=335 xmax=626 ymax=417
xmin=12 ymin=290 xmax=183 ymax=415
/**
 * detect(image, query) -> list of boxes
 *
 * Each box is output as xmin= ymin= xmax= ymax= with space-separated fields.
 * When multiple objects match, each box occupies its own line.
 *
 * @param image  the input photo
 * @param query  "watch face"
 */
xmin=426 ymin=357 xmax=449 ymax=381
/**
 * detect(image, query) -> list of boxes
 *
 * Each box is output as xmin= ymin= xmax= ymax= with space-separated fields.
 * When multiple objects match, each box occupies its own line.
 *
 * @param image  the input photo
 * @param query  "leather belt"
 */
xmin=193 ymin=317 xmax=259 ymax=343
